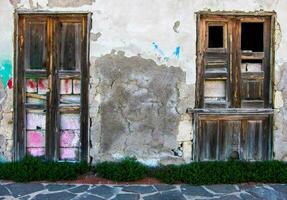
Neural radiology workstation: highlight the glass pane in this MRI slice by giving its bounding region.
[60,79,73,94]
[59,113,80,160]
[60,148,79,160]
[59,22,82,71]
[60,130,80,148]
[60,78,81,105]
[26,110,46,157]
[73,79,81,94]
[26,111,46,130]
[24,21,47,70]
[60,113,80,130]
[25,78,48,104]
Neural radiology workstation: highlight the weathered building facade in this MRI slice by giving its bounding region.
[0,0,286,165]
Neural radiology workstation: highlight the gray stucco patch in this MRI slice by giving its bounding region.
[90,54,186,163]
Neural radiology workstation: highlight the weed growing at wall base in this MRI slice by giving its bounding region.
[95,158,287,185]
[1,156,287,184]
[0,156,90,182]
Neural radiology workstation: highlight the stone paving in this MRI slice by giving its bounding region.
[0,182,286,200]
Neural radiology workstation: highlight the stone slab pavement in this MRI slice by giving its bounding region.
[0,182,286,200]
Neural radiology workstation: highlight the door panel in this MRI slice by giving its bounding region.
[24,19,47,70]
[15,14,89,161]
[195,115,271,161]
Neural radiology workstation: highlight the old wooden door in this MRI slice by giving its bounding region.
[193,13,275,161]
[14,14,90,161]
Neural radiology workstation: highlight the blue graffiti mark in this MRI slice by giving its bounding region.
[173,46,180,59]
[152,42,180,61]
[152,42,165,57]
[0,59,12,89]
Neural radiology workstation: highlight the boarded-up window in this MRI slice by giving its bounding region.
[194,13,274,161]
[15,14,90,161]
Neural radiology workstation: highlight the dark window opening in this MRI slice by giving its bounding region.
[208,26,223,48]
[241,59,262,63]
[241,23,263,52]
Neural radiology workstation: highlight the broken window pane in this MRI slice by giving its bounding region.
[241,23,263,52]
[208,26,224,48]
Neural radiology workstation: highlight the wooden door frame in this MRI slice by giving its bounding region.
[13,12,91,162]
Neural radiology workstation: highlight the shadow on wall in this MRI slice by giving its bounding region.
[93,53,186,160]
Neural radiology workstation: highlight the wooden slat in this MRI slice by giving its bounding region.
[241,72,264,79]
[241,52,264,60]
[205,71,228,79]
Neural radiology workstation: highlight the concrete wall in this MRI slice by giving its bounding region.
[0,0,286,164]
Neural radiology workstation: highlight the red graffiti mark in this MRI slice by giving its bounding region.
[7,78,13,89]
[27,79,37,89]
[38,79,46,90]
[64,79,70,93]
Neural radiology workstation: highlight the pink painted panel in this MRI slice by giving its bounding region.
[60,130,80,147]
[60,79,72,94]
[26,111,46,130]
[27,131,45,147]
[60,113,80,129]
[38,79,49,94]
[60,148,79,160]
[27,148,45,157]
[73,79,81,94]
[26,79,37,93]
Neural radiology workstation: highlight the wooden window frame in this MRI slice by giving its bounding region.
[191,11,276,161]
[195,12,275,110]
[13,12,91,162]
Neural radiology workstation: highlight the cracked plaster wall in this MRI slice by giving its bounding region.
[0,0,287,164]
